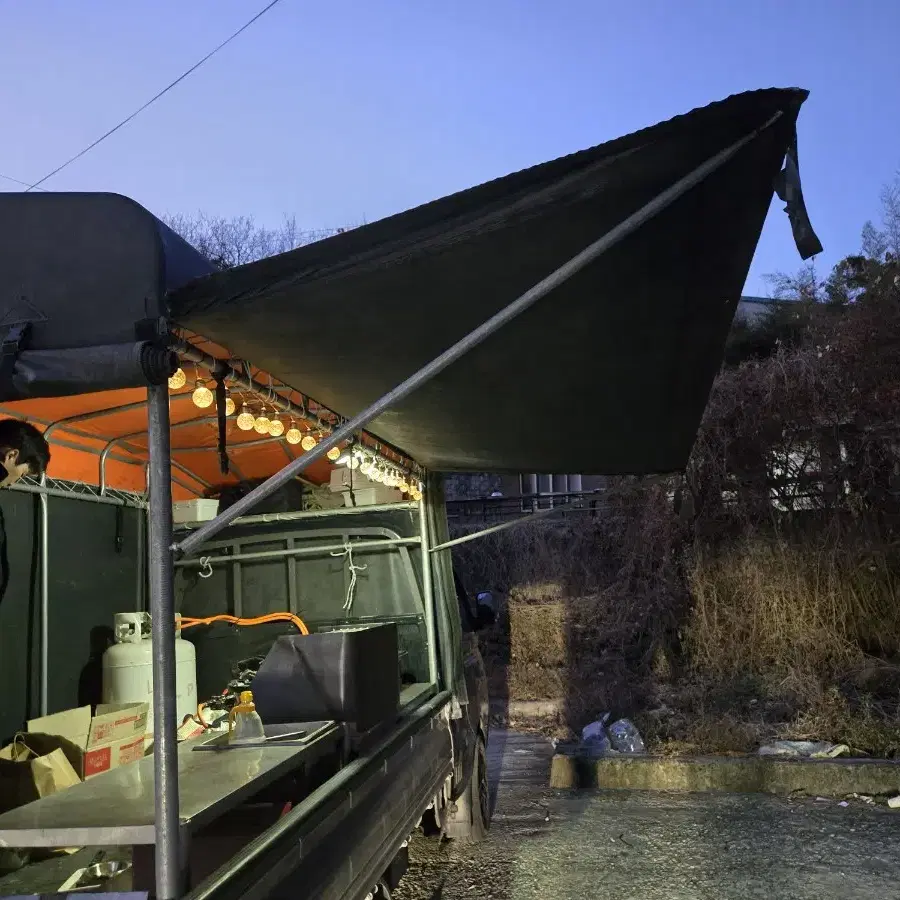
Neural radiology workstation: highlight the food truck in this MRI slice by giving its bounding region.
[0,87,818,899]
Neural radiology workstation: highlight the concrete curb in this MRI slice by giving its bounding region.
[550,752,900,797]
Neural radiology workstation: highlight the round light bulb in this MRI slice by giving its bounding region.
[286,426,302,445]
[371,468,385,484]
[192,380,214,409]
[326,445,342,462]
[224,395,236,416]
[348,455,361,470]
[168,367,186,390]
[254,411,270,434]
[300,433,317,452]
[398,476,410,493]
[268,418,285,437]
[236,404,255,431]
[359,458,374,476]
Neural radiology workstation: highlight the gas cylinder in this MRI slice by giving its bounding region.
[102,612,197,737]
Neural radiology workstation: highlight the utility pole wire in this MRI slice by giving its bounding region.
[23,0,287,193]
[0,172,46,190]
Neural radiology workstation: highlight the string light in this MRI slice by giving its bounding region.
[192,379,214,409]
[236,403,255,431]
[254,408,271,435]
[171,357,422,488]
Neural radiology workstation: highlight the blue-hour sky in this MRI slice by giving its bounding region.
[2,0,898,295]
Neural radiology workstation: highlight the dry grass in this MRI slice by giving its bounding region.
[455,519,900,757]
[687,538,900,685]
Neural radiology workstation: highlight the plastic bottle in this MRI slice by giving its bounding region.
[228,690,266,745]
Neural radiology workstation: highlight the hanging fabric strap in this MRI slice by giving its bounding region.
[774,130,823,261]
[215,374,229,476]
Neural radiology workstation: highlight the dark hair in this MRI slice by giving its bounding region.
[0,419,51,477]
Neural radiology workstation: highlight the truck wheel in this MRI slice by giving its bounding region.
[445,735,490,843]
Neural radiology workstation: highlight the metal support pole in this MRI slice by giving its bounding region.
[174,536,421,569]
[147,384,181,900]
[136,508,145,611]
[429,494,595,553]
[39,492,49,716]
[176,112,780,558]
[418,498,439,685]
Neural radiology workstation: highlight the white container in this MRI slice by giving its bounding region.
[173,499,219,525]
[102,612,197,739]
[328,469,403,506]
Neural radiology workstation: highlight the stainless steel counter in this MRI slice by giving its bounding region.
[0,722,338,849]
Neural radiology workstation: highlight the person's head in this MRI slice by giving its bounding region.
[0,419,51,487]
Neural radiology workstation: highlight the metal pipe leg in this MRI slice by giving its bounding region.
[39,492,49,716]
[418,496,439,686]
[147,384,181,900]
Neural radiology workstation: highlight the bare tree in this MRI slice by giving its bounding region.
[164,211,351,269]
[861,170,900,260]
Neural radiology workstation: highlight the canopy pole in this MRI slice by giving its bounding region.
[147,383,181,900]
[175,111,781,559]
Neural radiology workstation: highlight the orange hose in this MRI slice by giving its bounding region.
[179,612,310,636]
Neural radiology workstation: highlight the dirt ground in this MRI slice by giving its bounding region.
[394,731,900,900]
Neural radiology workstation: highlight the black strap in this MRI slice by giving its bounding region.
[774,131,823,262]
[0,323,32,396]
[215,376,230,476]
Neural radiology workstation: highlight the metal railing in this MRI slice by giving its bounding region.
[446,490,607,524]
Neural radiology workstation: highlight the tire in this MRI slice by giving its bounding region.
[444,735,490,843]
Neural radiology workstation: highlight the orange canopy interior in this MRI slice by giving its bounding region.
[0,334,415,501]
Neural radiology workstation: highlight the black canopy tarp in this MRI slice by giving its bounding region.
[172,88,817,475]
[0,192,214,400]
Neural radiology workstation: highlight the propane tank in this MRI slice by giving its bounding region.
[102,612,197,739]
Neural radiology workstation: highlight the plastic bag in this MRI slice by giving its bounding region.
[607,719,646,754]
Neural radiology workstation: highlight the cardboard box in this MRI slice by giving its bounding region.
[27,703,148,780]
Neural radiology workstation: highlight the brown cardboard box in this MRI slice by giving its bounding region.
[26,703,148,780]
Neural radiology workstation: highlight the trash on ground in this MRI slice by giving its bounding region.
[848,793,875,805]
[838,800,849,807]
[887,795,900,809]
[607,719,647,754]
[758,740,850,759]
[580,715,611,756]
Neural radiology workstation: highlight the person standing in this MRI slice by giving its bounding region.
[0,419,50,487]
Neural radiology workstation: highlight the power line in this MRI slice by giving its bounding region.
[22,0,287,193]
[0,172,46,190]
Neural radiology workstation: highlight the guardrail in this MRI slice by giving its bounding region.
[445,491,607,524]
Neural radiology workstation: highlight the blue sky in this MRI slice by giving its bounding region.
[2,0,898,295]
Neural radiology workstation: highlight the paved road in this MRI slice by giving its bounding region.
[395,731,900,900]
